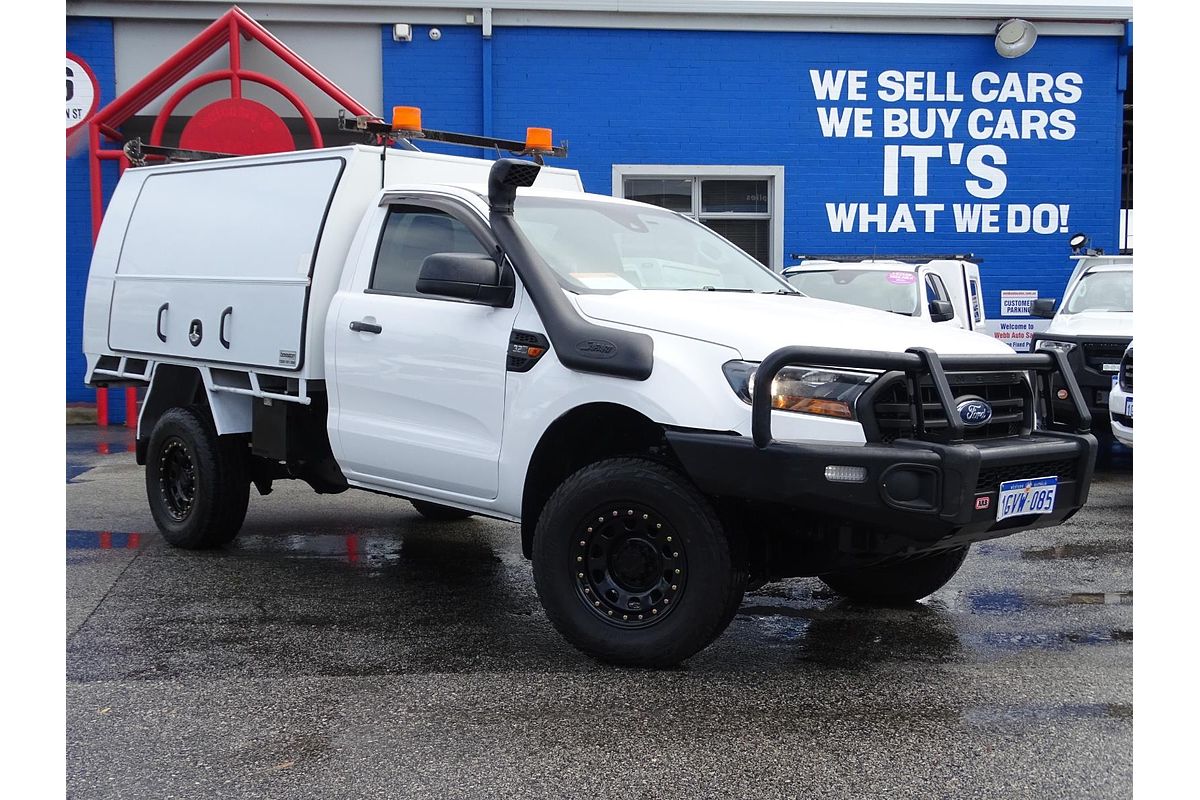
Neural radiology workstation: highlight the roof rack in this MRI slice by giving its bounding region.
[123,138,237,166]
[337,109,569,165]
[787,253,981,264]
[121,107,570,168]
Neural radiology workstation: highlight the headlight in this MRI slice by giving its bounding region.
[722,361,877,420]
[1034,339,1076,354]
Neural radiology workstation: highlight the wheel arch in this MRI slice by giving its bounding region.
[520,402,676,559]
[138,364,252,463]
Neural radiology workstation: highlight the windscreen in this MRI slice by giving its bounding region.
[1063,270,1133,313]
[784,269,920,315]
[513,196,792,294]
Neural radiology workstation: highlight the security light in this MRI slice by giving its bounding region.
[1069,232,1089,254]
[995,19,1038,58]
[392,23,412,42]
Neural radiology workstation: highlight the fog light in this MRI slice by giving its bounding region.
[825,465,867,483]
[1057,388,1069,400]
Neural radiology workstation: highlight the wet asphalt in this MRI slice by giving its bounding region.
[66,425,1132,799]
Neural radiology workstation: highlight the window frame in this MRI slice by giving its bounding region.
[612,164,784,270]
[365,197,505,304]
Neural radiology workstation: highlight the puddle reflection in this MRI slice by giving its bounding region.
[67,530,142,550]
[737,597,966,667]
[1022,541,1131,560]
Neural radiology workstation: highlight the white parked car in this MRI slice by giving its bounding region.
[1031,248,1133,436]
[82,116,1098,666]
[781,257,990,335]
[1108,341,1133,447]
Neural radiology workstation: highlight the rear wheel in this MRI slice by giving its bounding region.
[410,499,474,521]
[532,458,745,667]
[820,545,970,605]
[146,406,250,549]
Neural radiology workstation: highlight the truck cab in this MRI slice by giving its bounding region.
[781,256,989,335]
[1031,249,1133,434]
[82,113,1097,667]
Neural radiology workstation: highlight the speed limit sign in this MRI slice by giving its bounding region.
[66,53,99,135]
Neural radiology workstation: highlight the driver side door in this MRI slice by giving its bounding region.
[328,198,521,500]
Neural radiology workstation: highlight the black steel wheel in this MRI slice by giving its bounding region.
[158,437,196,521]
[573,501,687,628]
[145,406,250,549]
[820,545,971,605]
[533,458,745,667]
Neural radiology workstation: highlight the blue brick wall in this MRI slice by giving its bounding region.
[382,25,483,157]
[383,25,1125,340]
[66,18,121,416]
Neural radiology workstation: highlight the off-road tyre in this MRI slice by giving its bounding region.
[410,499,474,521]
[820,545,971,605]
[145,406,250,549]
[533,458,746,667]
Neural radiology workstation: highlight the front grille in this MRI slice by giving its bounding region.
[1118,350,1133,391]
[868,372,1029,443]
[1113,413,1133,428]
[976,459,1077,492]
[1082,340,1130,373]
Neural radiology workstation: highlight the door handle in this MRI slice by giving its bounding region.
[349,320,382,334]
[156,302,169,342]
[219,306,233,349]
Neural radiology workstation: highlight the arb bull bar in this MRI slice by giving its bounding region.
[666,345,1096,545]
[751,345,1092,448]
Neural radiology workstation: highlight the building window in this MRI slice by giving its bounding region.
[613,166,784,269]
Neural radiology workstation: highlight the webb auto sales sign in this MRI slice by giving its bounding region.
[66,53,99,134]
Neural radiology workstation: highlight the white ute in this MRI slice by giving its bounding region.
[1031,242,1133,439]
[84,115,1099,666]
[782,256,990,335]
[1108,341,1133,447]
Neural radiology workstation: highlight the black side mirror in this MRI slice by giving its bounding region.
[928,299,955,322]
[416,253,513,306]
[1030,298,1057,319]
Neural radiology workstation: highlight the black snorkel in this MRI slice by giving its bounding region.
[487,158,654,381]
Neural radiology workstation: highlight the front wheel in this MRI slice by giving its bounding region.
[820,545,970,605]
[532,458,745,667]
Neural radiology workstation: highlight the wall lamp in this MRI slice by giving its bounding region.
[995,19,1038,58]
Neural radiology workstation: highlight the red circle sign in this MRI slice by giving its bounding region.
[179,98,296,155]
[66,52,99,135]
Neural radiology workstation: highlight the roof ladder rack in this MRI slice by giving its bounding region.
[337,109,568,164]
[123,138,238,166]
[789,253,981,264]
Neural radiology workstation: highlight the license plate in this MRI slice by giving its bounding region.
[1125,396,1132,417]
[1102,363,1120,373]
[997,476,1058,521]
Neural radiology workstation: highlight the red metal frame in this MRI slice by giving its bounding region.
[84,6,374,425]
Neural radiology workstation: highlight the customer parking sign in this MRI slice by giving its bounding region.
[1000,290,1038,316]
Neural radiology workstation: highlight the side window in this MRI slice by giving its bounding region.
[371,206,488,296]
[924,274,949,304]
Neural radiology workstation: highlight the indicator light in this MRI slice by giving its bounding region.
[391,106,422,132]
[525,127,553,152]
[825,465,868,483]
